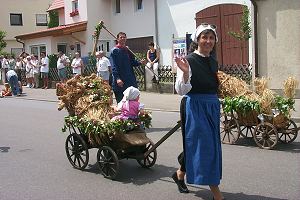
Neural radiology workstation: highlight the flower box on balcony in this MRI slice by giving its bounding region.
[70,10,79,17]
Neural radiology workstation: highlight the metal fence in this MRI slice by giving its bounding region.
[38,63,252,92]
[218,64,252,84]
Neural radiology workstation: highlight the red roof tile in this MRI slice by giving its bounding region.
[15,21,87,40]
[47,0,64,11]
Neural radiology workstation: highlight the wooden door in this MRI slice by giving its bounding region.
[195,4,249,65]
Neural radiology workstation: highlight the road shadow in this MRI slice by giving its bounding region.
[191,188,288,200]
[0,146,10,152]
[84,161,178,186]
[231,138,300,153]
[19,93,27,97]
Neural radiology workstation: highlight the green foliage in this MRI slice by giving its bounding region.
[82,78,111,103]
[48,54,58,68]
[0,30,7,52]
[87,52,96,67]
[228,5,251,41]
[134,52,146,61]
[0,51,10,56]
[223,96,261,115]
[274,96,295,117]
[92,21,104,39]
[62,111,152,135]
[48,10,59,28]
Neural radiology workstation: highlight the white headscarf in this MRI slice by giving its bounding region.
[118,86,140,111]
[191,23,218,43]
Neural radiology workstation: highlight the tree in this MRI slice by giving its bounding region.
[228,5,251,64]
[0,30,7,52]
[48,10,59,28]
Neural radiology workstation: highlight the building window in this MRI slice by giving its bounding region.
[30,45,46,59]
[36,14,48,26]
[57,44,67,54]
[72,0,78,11]
[115,0,120,13]
[106,41,110,52]
[75,43,81,55]
[10,13,23,26]
[11,48,23,57]
[136,0,143,10]
[70,0,79,17]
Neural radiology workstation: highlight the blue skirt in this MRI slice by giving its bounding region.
[184,94,222,185]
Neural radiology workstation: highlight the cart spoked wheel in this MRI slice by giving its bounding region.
[278,119,298,143]
[97,146,119,179]
[253,122,278,149]
[240,125,254,138]
[137,140,157,168]
[65,133,89,170]
[220,114,240,144]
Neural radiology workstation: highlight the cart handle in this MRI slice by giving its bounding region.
[143,121,181,158]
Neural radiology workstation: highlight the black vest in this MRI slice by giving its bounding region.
[186,53,219,94]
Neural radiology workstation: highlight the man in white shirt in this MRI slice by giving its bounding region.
[40,52,49,89]
[96,51,111,84]
[57,51,68,83]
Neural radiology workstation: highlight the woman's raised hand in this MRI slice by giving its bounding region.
[175,57,189,74]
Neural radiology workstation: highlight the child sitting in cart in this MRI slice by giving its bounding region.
[111,86,145,122]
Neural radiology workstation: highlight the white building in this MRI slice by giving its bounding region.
[0,0,52,56]
[15,0,300,106]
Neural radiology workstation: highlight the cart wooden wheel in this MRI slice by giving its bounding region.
[65,133,89,170]
[240,125,254,138]
[220,114,240,144]
[137,140,157,168]
[278,119,298,143]
[97,146,119,179]
[253,122,278,149]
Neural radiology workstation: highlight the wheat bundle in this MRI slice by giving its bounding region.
[217,71,259,100]
[56,74,113,120]
[259,89,275,114]
[283,76,299,98]
[254,77,268,95]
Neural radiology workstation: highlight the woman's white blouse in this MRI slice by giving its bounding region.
[175,64,192,96]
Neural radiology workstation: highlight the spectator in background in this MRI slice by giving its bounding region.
[0,55,3,82]
[31,55,40,88]
[15,57,23,82]
[40,52,49,89]
[7,55,16,70]
[6,69,20,96]
[146,42,160,83]
[20,52,29,85]
[57,51,69,83]
[71,52,84,76]
[1,55,9,83]
[25,56,34,88]
[96,51,111,84]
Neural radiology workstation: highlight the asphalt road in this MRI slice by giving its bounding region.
[0,98,299,200]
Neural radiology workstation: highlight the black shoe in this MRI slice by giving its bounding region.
[171,172,189,193]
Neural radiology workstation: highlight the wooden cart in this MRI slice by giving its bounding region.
[220,106,299,150]
[64,120,181,179]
